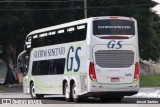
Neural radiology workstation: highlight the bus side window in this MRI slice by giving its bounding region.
[55,59,65,74]
[54,64,57,74]
[39,61,49,75]
[66,26,76,42]
[49,59,65,75]
[76,24,87,41]
[23,54,29,76]
[32,61,39,75]
[49,60,55,75]
[32,60,49,75]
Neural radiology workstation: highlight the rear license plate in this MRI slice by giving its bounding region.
[111,78,119,82]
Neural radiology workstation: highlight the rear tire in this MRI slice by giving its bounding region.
[71,83,81,103]
[100,97,123,102]
[114,97,123,102]
[36,94,44,99]
[30,82,44,99]
[64,82,72,102]
[100,97,113,102]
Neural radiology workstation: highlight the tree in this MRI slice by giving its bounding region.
[0,0,159,63]
[0,0,160,84]
[87,0,160,61]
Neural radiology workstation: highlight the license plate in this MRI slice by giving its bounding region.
[111,78,119,82]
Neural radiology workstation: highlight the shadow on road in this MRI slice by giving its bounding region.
[0,85,135,104]
[42,96,125,104]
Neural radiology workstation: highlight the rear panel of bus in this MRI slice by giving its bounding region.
[87,16,139,96]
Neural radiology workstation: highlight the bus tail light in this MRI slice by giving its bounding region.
[134,62,139,81]
[100,36,129,39]
[109,16,118,19]
[89,62,97,81]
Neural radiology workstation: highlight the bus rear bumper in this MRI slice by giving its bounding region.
[85,81,139,97]
[82,91,138,98]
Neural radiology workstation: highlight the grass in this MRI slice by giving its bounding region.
[140,74,160,87]
[0,86,3,92]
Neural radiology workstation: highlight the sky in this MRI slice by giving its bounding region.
[152,0,160,14]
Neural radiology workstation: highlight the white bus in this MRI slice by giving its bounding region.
[22,16,139,102]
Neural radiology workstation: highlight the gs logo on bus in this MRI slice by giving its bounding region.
[67,46,81,72]
[107,40,123,49]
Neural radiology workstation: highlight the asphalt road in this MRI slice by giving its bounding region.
[0,93,157,104]
[0,85,160,104]
[0,94,160,104]
[0,93,159,107]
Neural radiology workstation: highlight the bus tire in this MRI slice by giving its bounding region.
[36,94,44,99]
[71,83,80,102]
[30,82,44,99]
[114,97,123,102]
[100,97,113,102]
[64,82,71,102]
[100,97,123,103]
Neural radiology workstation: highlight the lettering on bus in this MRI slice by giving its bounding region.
[98,26,131,29]
[67,46,81,72]
[34,47,65,58]
[107,40,123,49]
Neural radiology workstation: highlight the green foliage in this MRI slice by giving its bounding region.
[0,0,160,66]
[140,74,160,87]
[88,0,160,61]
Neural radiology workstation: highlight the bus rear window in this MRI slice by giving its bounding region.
[93,19,135,35]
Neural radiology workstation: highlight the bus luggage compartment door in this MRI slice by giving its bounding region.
[93,44,137,84]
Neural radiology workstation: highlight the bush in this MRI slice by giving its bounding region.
[140,74,160,87]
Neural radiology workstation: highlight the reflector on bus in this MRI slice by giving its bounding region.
[100,35,129,39]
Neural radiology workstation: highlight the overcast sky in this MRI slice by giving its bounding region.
[152,0,160,14]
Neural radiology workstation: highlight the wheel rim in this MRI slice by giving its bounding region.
[65,84,70,98]
[72,85,78,99]
[31,85,36,97]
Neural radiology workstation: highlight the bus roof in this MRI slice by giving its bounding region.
[27,17,91,37]
[26,16,135,38]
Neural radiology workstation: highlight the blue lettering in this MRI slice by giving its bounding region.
[67,46,74,71]
[74,47,81,72]
[107,40,116,49]
[116,41,123,49]
[107,40,123,49]
[66,46,81,72]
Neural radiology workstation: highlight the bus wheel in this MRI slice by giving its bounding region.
[30,82,37,99]
[64,82,71,102]
[100,97,113,102]
[30,82,44,99]
[71,83,80,102]
[113,97,123,102]
[36,94,44,99]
